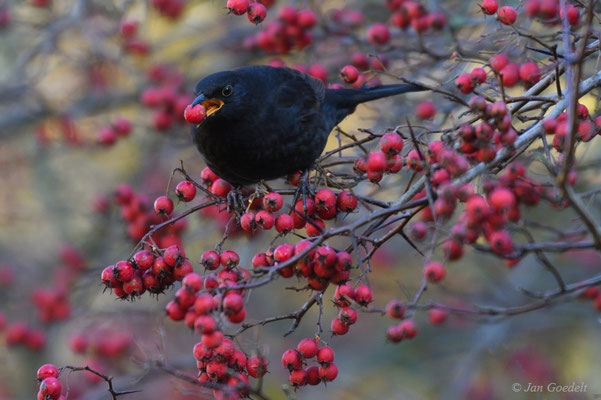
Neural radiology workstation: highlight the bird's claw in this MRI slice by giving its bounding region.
[226,188,246,216]
[294,171,315,213]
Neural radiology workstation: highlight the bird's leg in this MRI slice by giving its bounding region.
[294,170,315,213]
[226,187,246,217]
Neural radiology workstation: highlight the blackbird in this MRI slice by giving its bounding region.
[190,65,424,186]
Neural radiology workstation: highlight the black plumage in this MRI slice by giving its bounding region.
[190,65,423,186]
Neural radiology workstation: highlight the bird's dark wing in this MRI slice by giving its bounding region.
[273,67,325,124]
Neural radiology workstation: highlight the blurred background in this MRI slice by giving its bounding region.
[0,0,600,399]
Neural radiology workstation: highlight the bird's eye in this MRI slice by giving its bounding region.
[222,85,233,97]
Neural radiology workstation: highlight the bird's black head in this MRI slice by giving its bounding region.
[191,70,249,122]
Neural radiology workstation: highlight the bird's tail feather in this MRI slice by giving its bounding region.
[328,83,426,107]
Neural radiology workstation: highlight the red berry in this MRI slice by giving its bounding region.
[519,62,541,85]
[252,253,269,268]
[367,23,391,45]
[318,362,338,381]
[379,133,404,155]
[289,368,308,386]
[223,293,244,314]
[490,53,509,72]
[416,101,436,120]
[367,151,387,172]
[424,261,446,283]
[200,250,220,270]
[114,261,134,282]
[317,345,335,364]
[163,244,185,267]
[470,67,487,84]
[399,319,418,338]
[305,218,325,237]
[330,317,349,335]
[97,127,117,146]
[220,250,240,269]
[240,212,256,232]
[275,214,294,234]
[39,377,62,399]
[278,4,297,24]
[246,355,268,378]
[308,63,328,83]
[175,181,196,202]
[428,308,449,324]
[37,364,59,381]
[351,52,369,71]
[247,2,266,24]
[210,179,232,197]
[227,0,249,16]
[200,167,219,186]
[500,63,520,87]
[194,293,217,315]
[183,104,206,124]
[481,0,498,15]
[297,9,316,28]
[561,4,580,25]
[337,191,357,212]
[340,65,359,84]
[488,230,514,255]
[255,210,275,230]
[354,285,373,306]
[274,243,295,263]
[263,192,283,212]
[488,187,516,211]
[386,299,406,319]
[113,117,132,136]
[166,300,186,321]
[497,6,517,25]
[297,338,318,359]
[183,272,203,292]
[282,349,302,370]
[524,0,541,17]
[455,73,474,94]
[338,307,358,325]
[154,195,174,215]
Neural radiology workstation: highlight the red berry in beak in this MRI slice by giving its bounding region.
[184,104,206,124]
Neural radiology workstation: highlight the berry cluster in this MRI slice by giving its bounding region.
[482,0,580,26]
[456,53,543,95]
[4,321,46,350]
[252,243,354,289]
[226,0,270,25]
[102,244,192,299]
[194,338,268,400]
[96,117,132,146]
[408,158,560,261]
[355,132,406,183]
[543,107,601,151]
[151,0,186,20]
[329,283,373,335]
[238,188,357,238]
[248,5,317,53]
[114,183,187,243]
[68,329,132,359]
[282,340,338,386]
[36,364,65,400]
[119,19,150,56]
[141,65,193,132]
[32,288,70,323]
[386,0,446,33]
